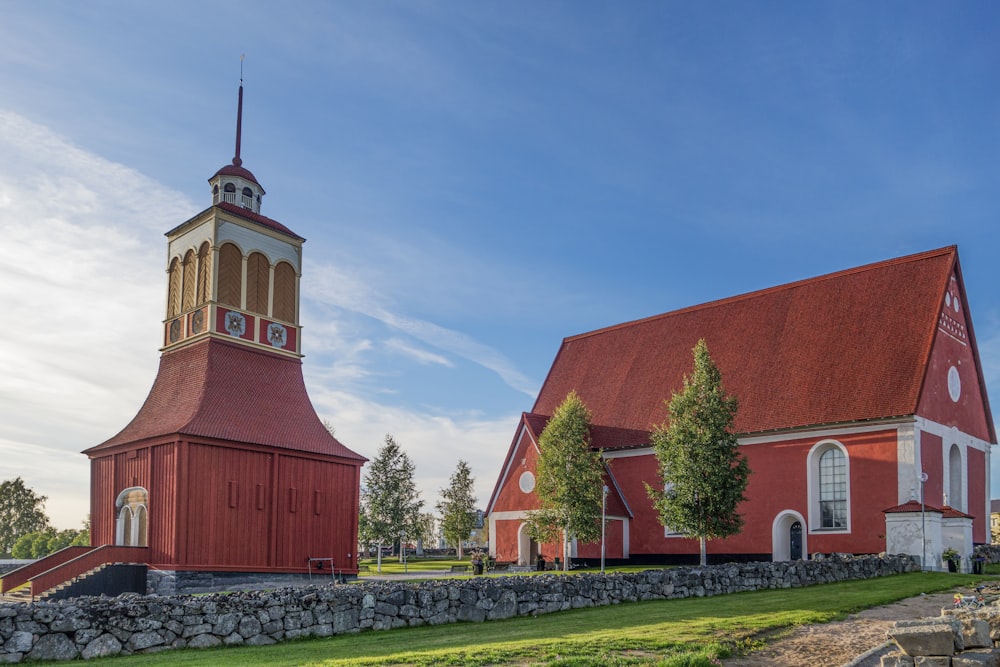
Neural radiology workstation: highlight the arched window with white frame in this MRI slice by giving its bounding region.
[807,440,850,532]
[115,487,149,547]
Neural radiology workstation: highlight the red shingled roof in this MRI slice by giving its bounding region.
[534,246,960,436]
[85,338,365,461]
[212,163,264,190]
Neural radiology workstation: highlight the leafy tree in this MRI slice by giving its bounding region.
[359,435,424,571]
[645,339,750,566]
[11,532,37,559]
[436,460,478,558]
[0,477,50,556]
[31,528,56,558]
[525,391,605,571]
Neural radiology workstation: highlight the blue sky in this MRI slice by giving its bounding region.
[1,1,999,529]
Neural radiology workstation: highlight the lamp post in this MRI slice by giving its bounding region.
[919,471,928,571]
[601,485,609,573]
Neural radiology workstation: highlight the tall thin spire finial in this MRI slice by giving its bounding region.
[233,54,245,167]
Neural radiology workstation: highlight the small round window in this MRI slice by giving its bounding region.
[518,471,535,494]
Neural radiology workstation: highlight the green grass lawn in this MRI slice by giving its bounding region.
[87,571,986,667]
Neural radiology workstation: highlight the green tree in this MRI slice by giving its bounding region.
[11,531,39,559]
[525,391,605,571]
[359,434,424,571]
[31,528,56,558]
[0,477,50,556]
[645,339,750,566]
[436,460,478,558]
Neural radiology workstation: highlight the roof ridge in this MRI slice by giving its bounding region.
[565,246,957,343]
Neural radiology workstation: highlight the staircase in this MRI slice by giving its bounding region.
[0,545,149,601]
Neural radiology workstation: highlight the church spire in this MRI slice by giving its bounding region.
[233,54,244,168]
[209,56,265,214]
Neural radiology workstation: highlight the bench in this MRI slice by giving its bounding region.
[449,565,470,574]
[491,563,510,573]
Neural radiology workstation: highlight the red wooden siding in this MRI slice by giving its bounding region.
[149,443,178,564]
[273,455,358,570]
[182,443,272,567]
[90,456,114,547]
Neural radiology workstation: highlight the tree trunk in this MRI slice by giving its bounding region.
[699,536,707,567]
[563,530,569,572]
[376,543,383,573]
[457,543,464,559]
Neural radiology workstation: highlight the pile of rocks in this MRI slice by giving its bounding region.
[0,553,918,663]
[883,605,1000,666]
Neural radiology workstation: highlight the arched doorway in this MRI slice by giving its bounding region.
[517,522,538,566]
[115,487,149,547]
[771,510,807,561]
[790,521,802,560]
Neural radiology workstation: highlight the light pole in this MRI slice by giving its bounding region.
[919,471,928,571]
[601,484,609,573]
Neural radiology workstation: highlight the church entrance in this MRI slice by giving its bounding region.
[771,511,806,561]
[790,521,802,560]
[517,523,539,566]
[115,487,149,547]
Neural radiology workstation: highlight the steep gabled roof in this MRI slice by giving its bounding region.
[534,246,966,436]
[84,338,365,461]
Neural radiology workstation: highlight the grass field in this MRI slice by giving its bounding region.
[88,571,986,667]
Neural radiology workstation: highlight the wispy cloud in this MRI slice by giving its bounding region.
[384,338,454,367]
[307,263,539,397]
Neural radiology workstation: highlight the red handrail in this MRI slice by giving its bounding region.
[28,545,150,598]
[0,546,92,593]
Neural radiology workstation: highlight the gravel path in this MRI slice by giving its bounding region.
[721,591,958,667]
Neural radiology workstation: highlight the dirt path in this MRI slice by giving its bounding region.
[721,591,957,667]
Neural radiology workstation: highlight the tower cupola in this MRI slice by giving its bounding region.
[209,79,265,214]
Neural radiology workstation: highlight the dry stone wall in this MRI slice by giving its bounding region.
[0,554,917,663]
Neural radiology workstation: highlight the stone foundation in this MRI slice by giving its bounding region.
[147,570,341,596]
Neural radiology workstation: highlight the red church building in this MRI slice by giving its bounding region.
[487,246,995,569]
[1,83,366,599]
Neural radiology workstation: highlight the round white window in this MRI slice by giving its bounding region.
[947,365,961,403]
[518,471,535,493]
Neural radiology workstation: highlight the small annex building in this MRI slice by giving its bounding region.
[0,83,366,599]
[486,246,995,569]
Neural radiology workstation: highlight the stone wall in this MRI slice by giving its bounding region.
[0,554,918,663]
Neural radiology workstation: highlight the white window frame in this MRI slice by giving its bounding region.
[807,439,851,534]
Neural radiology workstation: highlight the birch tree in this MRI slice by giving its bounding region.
[437,460,477,558]
[645,339,750,566]
[525,391,605,570]
[359,435,423,571]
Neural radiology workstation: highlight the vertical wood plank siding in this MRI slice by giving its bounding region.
[184,444,272,567]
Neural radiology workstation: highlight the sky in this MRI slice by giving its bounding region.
[1,1,999,530]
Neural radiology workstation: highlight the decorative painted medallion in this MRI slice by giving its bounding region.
[168,319,181,343]
[518,471,535,494]
[267,322,287,348]
[947,365,961,402]
[225,311,246,337]
[191,309,205,334]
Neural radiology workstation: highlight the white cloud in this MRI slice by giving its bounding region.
[307,263,539,397]
[305,384,514,512]
[384,337,453,367]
